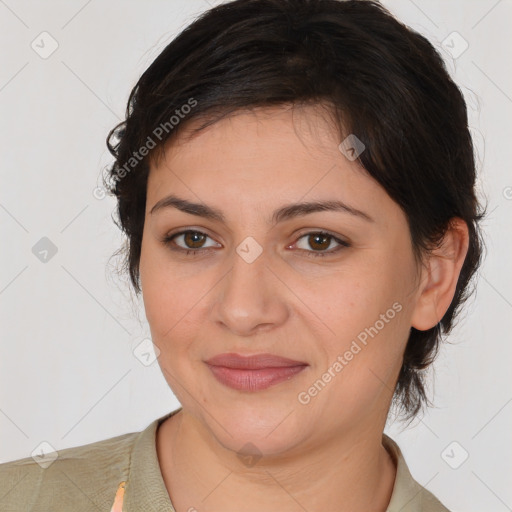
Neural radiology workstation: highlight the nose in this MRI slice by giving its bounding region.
[212,243,289,337]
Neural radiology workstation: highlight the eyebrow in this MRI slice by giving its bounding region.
[150,194,374,224]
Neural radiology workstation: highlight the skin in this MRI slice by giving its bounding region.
[139,104,469,512]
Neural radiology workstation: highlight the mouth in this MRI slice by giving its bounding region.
[204,353,309,392]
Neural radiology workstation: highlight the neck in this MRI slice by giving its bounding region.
[156,409,397,512]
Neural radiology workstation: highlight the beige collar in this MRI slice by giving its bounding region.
[114,409,445,512]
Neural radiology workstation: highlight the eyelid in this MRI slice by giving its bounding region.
[162,228,350,256]
[163,228,221,249]
[293,228,349,245]
[290,230,350,257]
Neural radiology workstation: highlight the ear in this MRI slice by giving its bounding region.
[411,218,470,331]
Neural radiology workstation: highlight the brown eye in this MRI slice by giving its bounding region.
[307,233,331,251]
[182,231,207,249]
[294,231,350,258]
[162,230,220,253]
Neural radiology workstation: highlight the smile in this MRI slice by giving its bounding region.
[205,353,309,392]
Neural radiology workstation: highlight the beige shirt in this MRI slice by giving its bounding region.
[0,408,450,511]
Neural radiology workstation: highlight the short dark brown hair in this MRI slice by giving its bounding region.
[104,0,486,421]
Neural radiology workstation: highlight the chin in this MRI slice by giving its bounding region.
[195,398,309,457]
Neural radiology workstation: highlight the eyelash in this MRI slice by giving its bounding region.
[161,230,350,258]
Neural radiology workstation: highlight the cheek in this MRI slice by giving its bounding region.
[310,248,414,374]
[140,238,189,337]
[140,245,217,349]
[303,279,408,421]
[142,273,203,340]
[309,262,391,334]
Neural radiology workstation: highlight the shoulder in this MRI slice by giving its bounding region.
[383,434,451,512]
[417,488,452,512]
[0,429,139,512]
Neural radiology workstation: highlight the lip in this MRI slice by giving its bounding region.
[206,353,307,369]
[205,353,308,392]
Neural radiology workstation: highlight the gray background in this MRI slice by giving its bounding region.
[1,1,511,511]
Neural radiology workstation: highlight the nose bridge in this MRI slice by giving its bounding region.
[214,236,286,334]
[225,236,269,307]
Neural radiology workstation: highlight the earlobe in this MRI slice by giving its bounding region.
[411,218,470,331]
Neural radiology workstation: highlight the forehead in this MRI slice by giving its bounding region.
[145,105,394,225]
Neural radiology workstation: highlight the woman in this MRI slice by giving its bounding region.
[0,0,485,511]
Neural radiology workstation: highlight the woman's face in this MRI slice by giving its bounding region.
[140,105,425,455]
